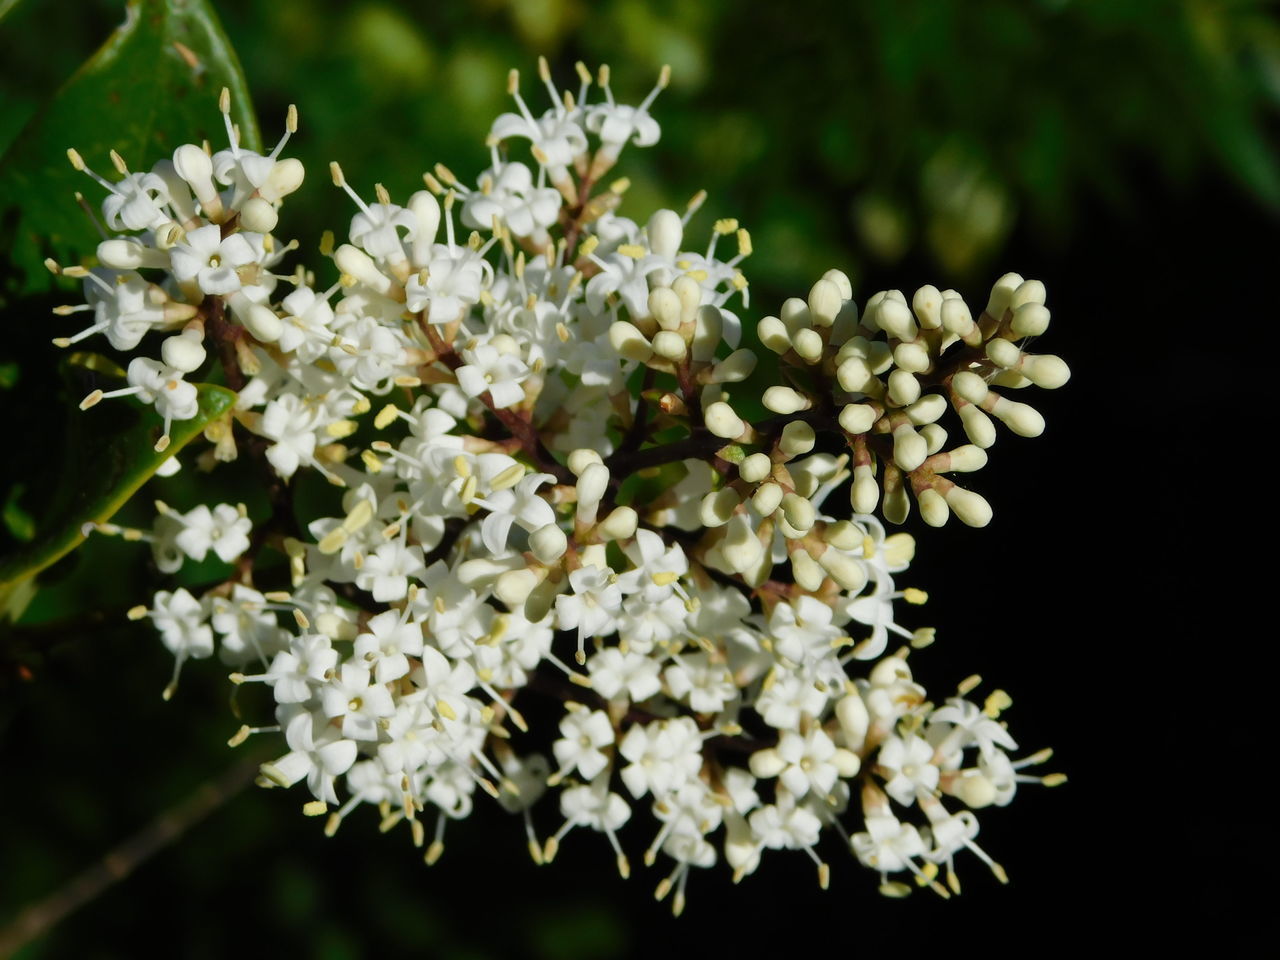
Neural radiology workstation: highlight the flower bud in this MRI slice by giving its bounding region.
[874,295,917,341]
[780,492,814,533]
[779,297,810,333]
[823,268,853,300]
[905,394,946,425]
[839,403,877,435]
[721,515,763,574]
[892,423,927,472]
[1020,354,1070,389]
[239,196,278,234]
[701,487,741,527]
[692,305,723,361]
[989,396,1044,437]
[791,547,825,591]
[957,404,996,448]
[739,452,772,483]
[791,327,824,362]
[161,333,206,372]
[808,278,842,327]
[892,340,930,373]
[98,238,168,270]
[817,546,867,592]
[705,401,745,439]
[750,482,783,517]
[835,693,869,750]
[886,369,920,407]
[651,330,687,361]
[575,463,610,524]
[335,244,391,294]
[567,448,603,477]
[408,190,441,260]
[496,568,540,607]
[779,421,815,456]
[649,286,682,330]
[609,320,653,362]
[238,301,283,343]
[912,285,943,329]
[944,486,993,527]
[647,208,683,259]
[985,337,1022,369]
[940,298,978,343]
[261,157,305,202]
[757,316,791,354]
[1011,302,1050,338]
[946,444,988,472]
[529,523,568,563]
[918,488,949,527]
[598,506,637,541]
[762,386,809,415]
[672,275,701,322]
[985,272,1023,319]
[951,371,989,404]
[1011,278,1046,309]
[920,423,947,454]
[709,348,757,383]
[851,464,879,514]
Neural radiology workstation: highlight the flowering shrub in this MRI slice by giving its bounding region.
[47,56,1065,913]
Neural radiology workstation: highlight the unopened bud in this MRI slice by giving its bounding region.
[757,316,791,354]
[739,453,772,484]
[567,448,603,477]
[750,482,783,518]
[529,523,568,564]
[851,464,879,514]
[98,238,168,270]
[762,386,809,415]
[598,506,638,541]
[886,369,920,407]
[988,396,1044,437]
[791,548,825,591]
[912,285,943,329]
[692,305,723,361]
[496,568,540,607]
[918,488,949,527]
[700,487,741,527]
[874,295,917,341]
[985,272,1024,319]
[161,333,206,372]
[839,403,877,435]
[651,330,687,361]
[239,196,278,233]
[647,209,683,259]
[1020,354,1070,389]
[951,371,989,404]
[957,404,996,448]
[705,401,745,439]
[944,486,992,527]
[709,348,757,383]
[892,423,928,472]
[575,463,610,524]
[808,278,842,327]
[780,493,814,533]
[1011,302,1050,338]
[817,546,867,593]
[649,286,682,329]
[779,421,815,456]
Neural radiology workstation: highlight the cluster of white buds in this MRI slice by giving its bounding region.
[58,61,1064,913]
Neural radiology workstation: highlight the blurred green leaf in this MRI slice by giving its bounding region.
[0,0,22,25]
[0,0,260,293]
[0,358,236,621]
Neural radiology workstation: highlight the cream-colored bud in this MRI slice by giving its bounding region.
[944,486,993,527]
[647,208,683,259]
[98,238,168,270]
[649,286,682,330]
[823,268,853,301]
[739,452,772,484]
[580,543,608,571]
[851,464,879,514]
[672,274,701,321]
[920,423,947,454]
[831,299,860,344]
[874,295,917,341]
[241,303,283,343]
[575,463,610,523]
[985,337,1022,370]
[609,320,653,362]
[335,244,390,293]
[791,548,825,591]
[598,506,637,541]
[838,403,877,435]
[837,357,879,395]
[408,190,441,258]
[651,330,687,361]
[1011,302,1050,338]
[835,693,869,750]
[496,568,540,607]
[1020,354,1070,389]
[161,333,206,372]
[700,487,741,527]
[883,476,910,524]
[870,655,911,687]
[886,369,920,407]
[823,520,862,552]
[817,546,867,593]
[958,404,997,448]
[721,515,764,574]
[779,421,816,456]
[757,315,792,354]
[705,401,745,439]
[808,278,842,327]
[692,305,723,361]
[892,340,930,373]
[940,298,977,342]
[529,523,568,564]
[985,272,1024,319]
[567,448,603,477]
[780,492,814,533]
[912,285,943,329]
[951,371,989,404]
[748,748,786,779]
[762,386,809,415]
[779,296,810,333]
[710,348,757,383]
[750,482,783,518]
[892,423,927,472]
[238,196,278,233]
[791,327,824,363]
[172,143,213,185]
[905,394,946,425]
[946,444,988,472]
[261,157,305,202]
[918,488,949,527]
[1010,278,1046,309]
[989,396,1044,437]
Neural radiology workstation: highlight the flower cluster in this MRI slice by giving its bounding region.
[57,58,1064,912]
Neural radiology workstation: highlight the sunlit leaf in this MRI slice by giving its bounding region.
[0,0,260,294]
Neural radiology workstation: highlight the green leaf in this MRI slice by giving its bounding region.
[0,358,236,620]
[0,0,260,293]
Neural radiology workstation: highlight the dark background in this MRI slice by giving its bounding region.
[0,0,1272,955]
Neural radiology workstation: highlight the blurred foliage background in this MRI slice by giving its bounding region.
[0,0,1274,955]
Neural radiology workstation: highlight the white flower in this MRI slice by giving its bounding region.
[173,503,252,564]
[552,708,615,781]
[555,566,623,657]
[170,224,264,296]
[261,708,359,806]
[876,733,939,806]
[587,647,662,703]
[352,610,425,683]
[454,342,530,409]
